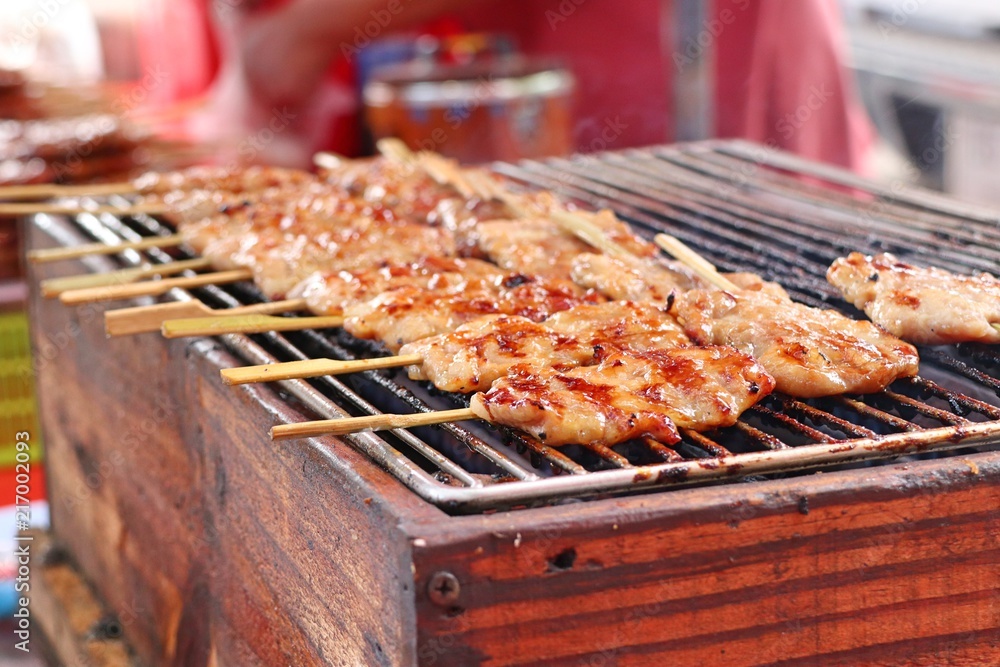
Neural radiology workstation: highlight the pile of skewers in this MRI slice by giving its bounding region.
[14,140,1000,454]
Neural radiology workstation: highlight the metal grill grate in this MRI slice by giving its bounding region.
[42,140,1000,513]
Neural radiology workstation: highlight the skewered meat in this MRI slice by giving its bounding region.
[579,209,661,257]
[288,257,506,315]
[570,253,699,301]
[134,165,321,195]
[320,158,525,255]
[469,346,774,446]
[172,183,459,298]
[543,301,687,348]
[473,213,659,280]
[344,276,601,351]
[401,301,687,392]
[473,218,596,279]
[402,315,590,392]
[570,252,789,302]
[673,288,919,397]
[246,217,458,299]
[827,252,1000,345]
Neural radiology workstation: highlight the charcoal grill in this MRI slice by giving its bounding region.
[26,141,1000,665]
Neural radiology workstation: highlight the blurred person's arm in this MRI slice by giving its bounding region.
[223,0,484,110]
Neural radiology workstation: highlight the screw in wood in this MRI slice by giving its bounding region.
[427,571,461,606]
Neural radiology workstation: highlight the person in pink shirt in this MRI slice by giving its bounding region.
[138,0,872,171]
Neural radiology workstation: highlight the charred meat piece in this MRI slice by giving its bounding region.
[570,252,789,302]
[673,288,919,397]
[288,257,506,315]
[473,218,595,279]
[401,301,688,392]
[828,252,1000,345]
[470,346,774,446]
[401,315,592,393]
[344,276,601,351]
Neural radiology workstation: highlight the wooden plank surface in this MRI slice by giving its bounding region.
[26,531,140,667]
[412,453,1000,665]
[27,220,442,666]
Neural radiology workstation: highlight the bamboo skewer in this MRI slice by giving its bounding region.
[313,151,351,170]
[40,257,212,297]
[654,234,740,292]
[105,298,308,337]
[417,151,476,199]
[58,268,253,305]
[28,233,185,263]
[271,408,477,441]
[0,181,138,201]
[0,201,167,217]
[221,353,423,385]
[161,313,344,338]
[375,137,418,166]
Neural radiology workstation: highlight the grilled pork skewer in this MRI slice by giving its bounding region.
[655,235,920,397]
[288,257,507,316]
[827,252,1000,345]
[342,274,600,352]
[223,301,685,389]
[272,345,775,446]
[398,301,686,392]
[673,288,919,397]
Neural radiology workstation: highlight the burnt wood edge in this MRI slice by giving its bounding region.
[187,340,432,664]
[25,530,141,666]
[404,448,1000,600]
[405,452,999,664]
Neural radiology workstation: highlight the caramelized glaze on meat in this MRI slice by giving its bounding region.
[570,253,697,301]
[570,253,789,301]
[173,186,459,299]
[828,252,1000,344]
[544,301,689,351]
[344,277,602,351]
[288,258,506,315]
[673,288,919,397]
[400,301,688,392]
[135,165,319,195]
[470,346,774,446]
[401,315,590,392]
[473,219,595,279]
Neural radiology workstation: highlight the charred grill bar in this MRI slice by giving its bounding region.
[27,141,1000,665]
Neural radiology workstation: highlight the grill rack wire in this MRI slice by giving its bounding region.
[41,140,1000,514]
